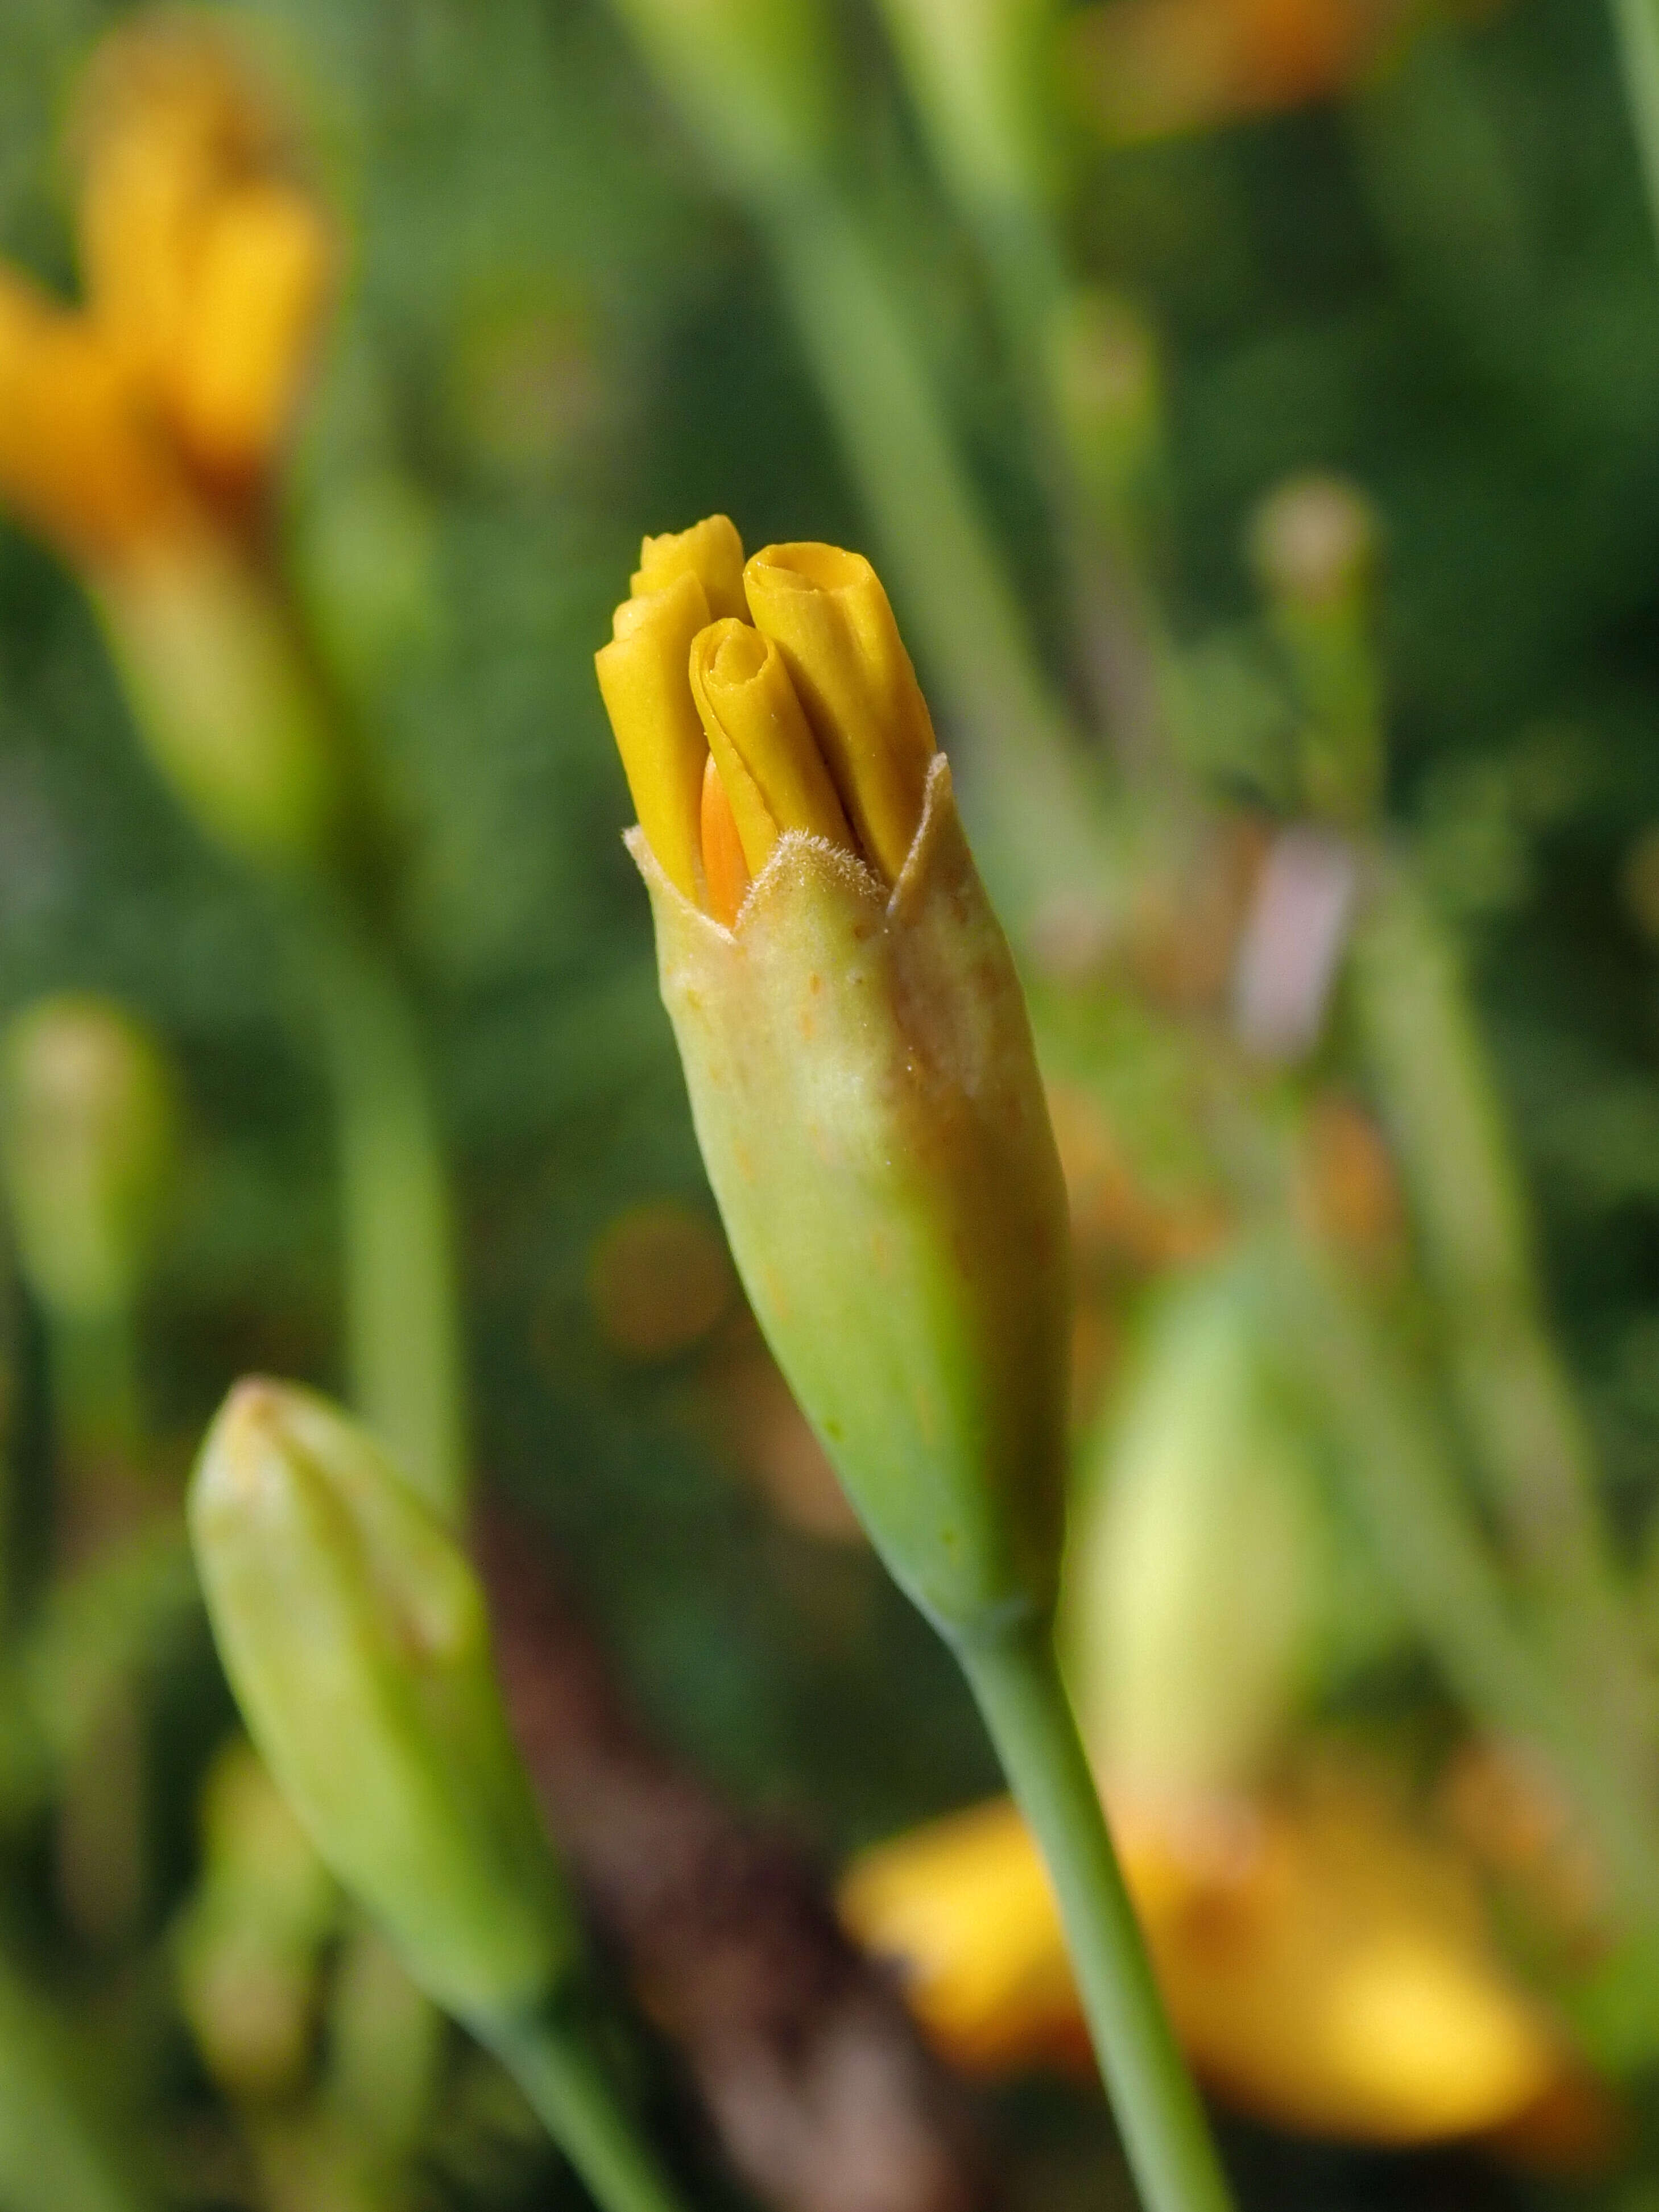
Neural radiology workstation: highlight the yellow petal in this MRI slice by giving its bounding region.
[595,570,711,901]
[169,181,332,482]
[700,755,752,929]
[841,1780,1578,2145]
[632,513,747,622]
[690,618,851,871]
[0,267,192,565]
[74,17,327,486]
[743,542,936,884]
[840,1797,1077,2073]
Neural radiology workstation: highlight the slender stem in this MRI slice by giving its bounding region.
[299,903,468,1525]
[762,193,1113,928]
[1612,0,1659,252]
[478,2000,691,2212]
[1347,857,1653,1769]
[1272,1235,1659,1936]
[953,1615,1235,2212]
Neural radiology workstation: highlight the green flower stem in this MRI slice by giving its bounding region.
[1347,858,1652,1767]
[1272,1236,1659,1937]
[48,1308,144,1496]
[954,1615,1235,2212]
[477,2000,691,2212]
[299,902,468,1525]
[1612,0,1659,251]
[760,192,1111,926]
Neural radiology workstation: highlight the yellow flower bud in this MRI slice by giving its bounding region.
[599,527,1070,1632]
[743,541,936,885]
[191,1382,577,2024]
[0,996,179,1325]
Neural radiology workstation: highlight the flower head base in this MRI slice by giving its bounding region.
[596,519,1070,1634]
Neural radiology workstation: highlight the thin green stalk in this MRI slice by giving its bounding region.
[49,1309,143,1484]
[762,193,1112,927]
[954,1615,1235,2212]
[300,905,468,1525]
[478,2001,690,2212]
[1612,0,1659,251]
[1272,1236,1659,1936]
[1348,858,1652,1767]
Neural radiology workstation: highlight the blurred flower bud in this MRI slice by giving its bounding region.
[0,996,179,1325]
[174,1735,338,2103]
[1248,473,1383,830]
[191,1381,577,2024]
[875,0,1060,214]
[72,16,332,507]
[0,19,342,873]
[1062,1258,1325,1797]
[606,0,837,200]
[597,519,1071,1637]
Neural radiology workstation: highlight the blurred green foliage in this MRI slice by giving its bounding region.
[5,0,1659,2205]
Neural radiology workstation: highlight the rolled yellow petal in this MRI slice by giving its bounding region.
[689,617,851,871]
[700,755,752,929]
[171,181,332,482]
[594,570,711,901]
[0,267,193,565]
[632,513,747,622]
[743,542,936,884]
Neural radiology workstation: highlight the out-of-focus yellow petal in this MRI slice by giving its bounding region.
[0,267,192,565]
[633,513,748,622]
[74,16,328,486]
[690,618,851,872]
[841,1779,1584,2147]
[595,570,712,901]
[840,1798,1079,2073]
[171,181,331,481]
[700,753,753,929]
[744,542,936,884]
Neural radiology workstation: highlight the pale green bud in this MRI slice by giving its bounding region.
[0,995,178,1323]
[607,0,836,202]
[101,547,341,872]
[174,1737,338,2103]
[1062,1259,1325,1798]
[634,755,1070,1637]
[190,1381,576,2024]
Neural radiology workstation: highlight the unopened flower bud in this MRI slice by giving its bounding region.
[174,1735,337,2103]
[190,1381,576,2024]
[597,519,1070,1635]
[0,996,178,1324]
[1062,1259,1324,1797]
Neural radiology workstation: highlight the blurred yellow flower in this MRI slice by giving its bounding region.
[0,14,330,572]
[842,1774,1606,2154]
